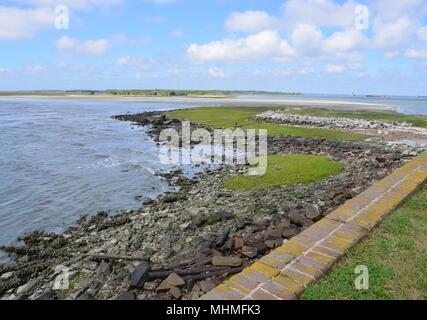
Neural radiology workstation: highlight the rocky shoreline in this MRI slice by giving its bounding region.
[0,110,420,300]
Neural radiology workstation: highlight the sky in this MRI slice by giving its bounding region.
[0,0,427,95]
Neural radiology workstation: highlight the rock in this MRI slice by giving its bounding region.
[77,292,96,300]
[130,262,151,289]
[282,227,297,239]
[233,237,244,250]
[35,289,56,300]
[169,287,182,299]
[241,246,258,258]
[157,273,185,291]
[206,211,235,225]
[304,204,321,221]
[0,272,14,280]
[265,240,277,249]
[289,209,313,226]
[199,280,216,293]
[212,255,243,267]
[263,225,283,241]
[350,186,364,198]
[254,242,269,255]
[17,279,38,295]
[116,291,136,300]
[96,261,110,279]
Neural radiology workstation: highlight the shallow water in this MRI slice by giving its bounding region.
[0,97,216,247]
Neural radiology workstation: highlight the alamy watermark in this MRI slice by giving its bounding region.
[158,121,268,176]
[355,265,369,290]
[55,5,70,30]
[355,5,370,31]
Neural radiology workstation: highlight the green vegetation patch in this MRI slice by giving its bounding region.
[167,107,366,141]
[224,154,346,191]
[302,185,427,300]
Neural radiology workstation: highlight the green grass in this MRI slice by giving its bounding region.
[302,185,427,300]
[167,107,366,141]
[223,154,346,190]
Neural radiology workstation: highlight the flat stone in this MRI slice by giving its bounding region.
[157,273,185,291]
[169,287,182,299]
[199,280,216,293]
[241,246,258,258]
[130,262,151,288]
[212,255,243,267]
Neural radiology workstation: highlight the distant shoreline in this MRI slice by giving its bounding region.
[0,94,397,112]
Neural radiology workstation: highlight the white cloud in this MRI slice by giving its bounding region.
[373,17,417,54]
[290,24,323,56]
[281,0,357,29]
[0,6,54,40]
[117,56,156,69]
[405,49,427,59]
[225,10,278,33]
[208,67,230,78]
[372,0,426,21]
[187,30,295,63]
[56,36,110,56]
[0,68,9,75]
[323,29,367,53]
[325,64,346,73]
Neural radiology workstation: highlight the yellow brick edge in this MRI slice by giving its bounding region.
[201,151,427,300]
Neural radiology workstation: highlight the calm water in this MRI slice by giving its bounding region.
[0,95,426,252]
[238,94,427,115]
[0,98,214,248]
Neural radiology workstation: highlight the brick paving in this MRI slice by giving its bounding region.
[201,152,427,300]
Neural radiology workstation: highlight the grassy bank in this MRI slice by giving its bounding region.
[303,184,427,300]
[167,107,367,141]
[224,154,346,190]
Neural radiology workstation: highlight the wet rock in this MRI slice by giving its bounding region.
[212,256,243,267]
[35,289,56,300]
[130,262,151,289]
[157,273,185,291]
[241,246,258,259]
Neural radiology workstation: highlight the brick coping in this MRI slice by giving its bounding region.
[201,151,427,300]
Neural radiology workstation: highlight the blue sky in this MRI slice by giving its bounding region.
[0,0,427,95]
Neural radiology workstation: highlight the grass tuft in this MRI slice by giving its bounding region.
[224,154,346,190]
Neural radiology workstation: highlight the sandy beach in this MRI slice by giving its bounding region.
[1,94,397,112]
